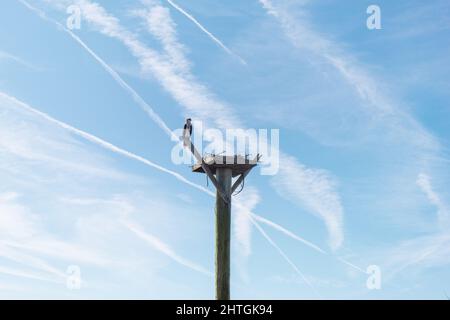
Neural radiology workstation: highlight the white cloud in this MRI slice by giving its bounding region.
[234,187,260,258]
[417,173,449,226]
[0,265,59,283]
[0,91,212,294]
[381,232,450,282]
[364,174,450,283]
[233,187,259,282]
[272,154,344,250]
[121,219,211,276]
[0,193,37,239]
[0,50,40,71]
[258,0,438,152]
[134,2,191,74]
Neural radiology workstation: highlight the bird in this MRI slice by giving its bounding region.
[182,118,192,146]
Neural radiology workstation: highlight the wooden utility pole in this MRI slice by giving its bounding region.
[215,167,232,300]
[183,125,258,300]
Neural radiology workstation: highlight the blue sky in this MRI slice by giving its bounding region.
[0,0,449,299]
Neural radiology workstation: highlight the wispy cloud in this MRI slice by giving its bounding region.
[0,193,81,283]
[417,173,449,226]
[272,154,344,251]
[0,192,37,239]
[383,233,450,282]
[258,0,439,152]
[0,265,60,284]
[0,242,66,281]
[234,187,260,258]
[233,187,259,282]
[121,219,211,276]
[0,50,40,71]
[372,173,450,282]
[0,192,66,281]
[133,2,191,74]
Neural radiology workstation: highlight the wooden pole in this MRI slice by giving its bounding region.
[215,167,232,300]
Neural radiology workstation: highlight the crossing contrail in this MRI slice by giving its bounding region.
[165,0,247,65]
[249,215,321,298]
[17,0,176,140]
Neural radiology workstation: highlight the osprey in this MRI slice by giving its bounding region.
[182,118,192,146]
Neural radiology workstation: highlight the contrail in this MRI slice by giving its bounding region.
[17,0,176,140]
[0,241,66,282]
[337,257,367,274]
[0,92,212,196]
[0,265,59,284]
[0,50,40,71]
[250,212,326,254]
[165,0,247,65]
[122,219,212,276]
[249,215,321,298]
